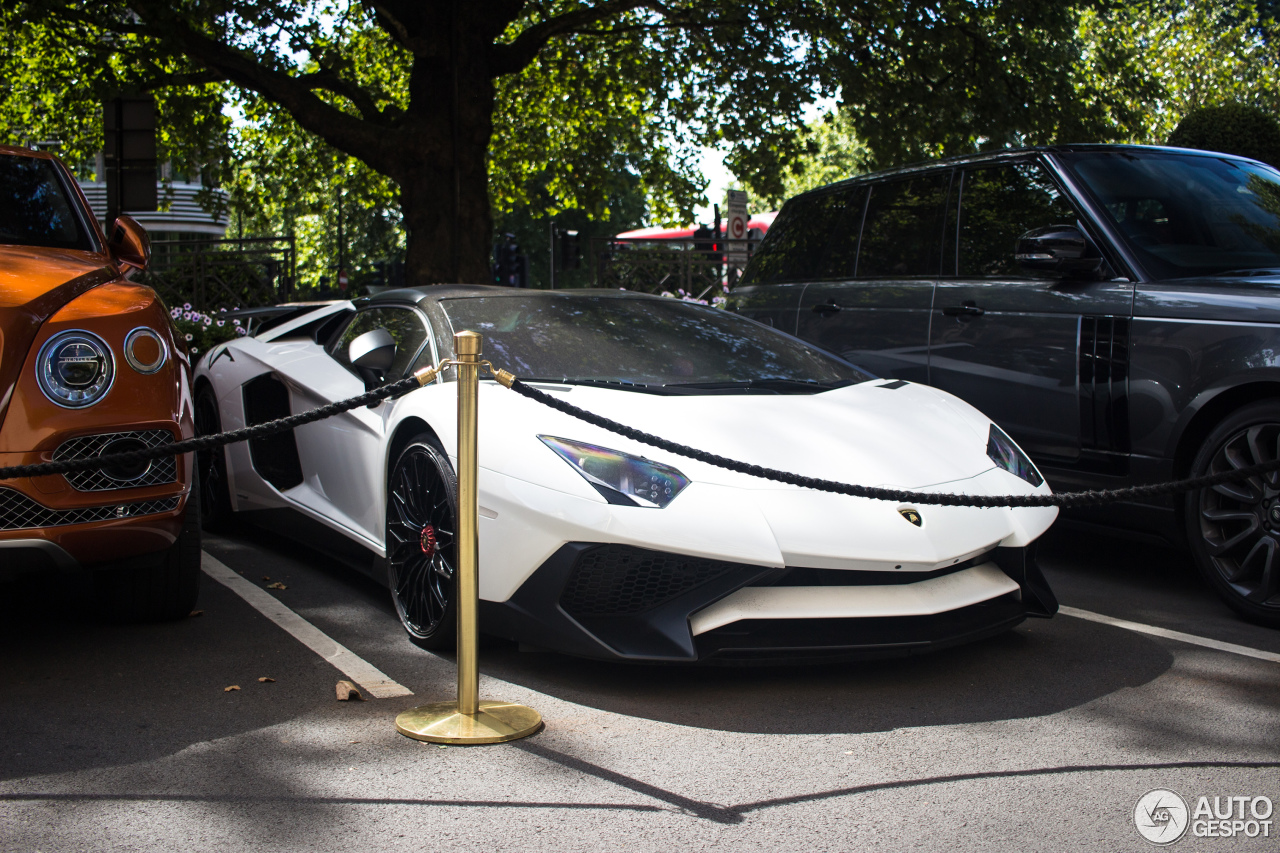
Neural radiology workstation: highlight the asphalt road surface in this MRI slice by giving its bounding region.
[2,520,1278,852]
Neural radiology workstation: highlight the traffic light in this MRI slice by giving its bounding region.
[556,229,581,271]
[102,96,157,225]
[493,234,527,287]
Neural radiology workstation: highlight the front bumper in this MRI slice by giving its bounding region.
[479,541,1057,664]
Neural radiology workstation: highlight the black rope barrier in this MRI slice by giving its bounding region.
[506,379,1280,509]
[0,373,426,482]
[4,364,1277,511]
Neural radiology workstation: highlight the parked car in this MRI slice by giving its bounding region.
[194,286,1058,663]
[0,145,198,619]
[731,143,1280,627]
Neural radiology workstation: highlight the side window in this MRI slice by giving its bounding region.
[740,187,864,284]
[957,163,1079,277]
[857,172,951,278]
[329,306,430,378]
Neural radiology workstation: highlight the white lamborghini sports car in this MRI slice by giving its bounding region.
[194,285,1059,663]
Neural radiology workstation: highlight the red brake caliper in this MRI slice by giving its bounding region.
[420,524,437,558]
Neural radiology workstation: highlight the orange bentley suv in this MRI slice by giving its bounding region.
[0,145,197,620]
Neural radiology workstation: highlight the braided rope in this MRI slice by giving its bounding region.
[0,374,422,481]
[507,379,1280,509]
[7,367,1279,511]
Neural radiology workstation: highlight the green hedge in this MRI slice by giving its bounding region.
[1167,104,1280,168]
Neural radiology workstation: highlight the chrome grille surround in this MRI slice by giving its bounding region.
[53,429,177,492]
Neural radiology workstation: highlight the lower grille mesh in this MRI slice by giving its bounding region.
[53,429,177,492]
[0,488,180,532]
[560,544,740,616]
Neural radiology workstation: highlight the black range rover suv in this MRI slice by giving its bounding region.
[731,144,1280,627]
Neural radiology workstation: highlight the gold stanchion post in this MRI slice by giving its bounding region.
[395,331,543,744]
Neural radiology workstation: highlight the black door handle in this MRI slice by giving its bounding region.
[942,300,985,318]
[811,300,843,315]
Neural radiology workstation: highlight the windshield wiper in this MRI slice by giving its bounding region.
[518,377,655,391]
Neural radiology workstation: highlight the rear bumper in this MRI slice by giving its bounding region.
[480,541,1057,664]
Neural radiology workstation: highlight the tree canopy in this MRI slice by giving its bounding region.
[6,0,1271,288]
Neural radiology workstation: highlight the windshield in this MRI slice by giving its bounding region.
[1059,150,1280,278]
[0,155,92,251]
[439,294,872,391]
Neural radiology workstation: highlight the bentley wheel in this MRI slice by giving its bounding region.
[387,436,458,649]
[1186,402,1280,627]
[194,385,234,532]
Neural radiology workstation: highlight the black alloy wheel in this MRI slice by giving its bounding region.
[1187,401,1280,627]
[194,385,234,531]
[387,436,458,648]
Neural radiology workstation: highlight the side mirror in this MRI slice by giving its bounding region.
[348,328,397,394]
[349,328,396,371]
[1015,224,1102,277]
[108,215,151,271]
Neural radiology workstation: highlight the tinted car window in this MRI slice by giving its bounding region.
[0,156,90,250]
[440,294,872,387]
[330,306,430,378]
[739,188,863,285]
[1059,150,1280,278]
[857,172,950,277]
[957,163,1079,277]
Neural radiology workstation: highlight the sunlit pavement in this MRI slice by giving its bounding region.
[1,523,1277,852]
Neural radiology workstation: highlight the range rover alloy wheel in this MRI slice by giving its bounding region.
[1187,402,1280,627]
[386,436,458,649]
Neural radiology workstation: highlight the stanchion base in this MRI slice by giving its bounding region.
[395,700,543,744]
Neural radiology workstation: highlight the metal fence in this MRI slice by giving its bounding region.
[140,236,296,312]
[588,237,756,298]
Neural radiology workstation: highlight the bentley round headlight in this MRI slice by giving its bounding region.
[36,330,115,408]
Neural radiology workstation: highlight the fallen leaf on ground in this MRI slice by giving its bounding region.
[266,582,287,590]
[262,576,270,581]
[189,610,203,617]
[258,677,275,683]
[224,685,240,692]
[335,680,363,701]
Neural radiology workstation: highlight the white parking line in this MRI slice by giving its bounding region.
[201,551,414,698]
[1061,605,1280,664]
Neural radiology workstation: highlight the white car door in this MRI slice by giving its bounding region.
[273,304,435,551]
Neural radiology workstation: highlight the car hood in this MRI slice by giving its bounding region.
[464,378,1002,493]
[0,244,119,424]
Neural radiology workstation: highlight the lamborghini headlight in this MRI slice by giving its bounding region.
[539,435,690,508]
[36,330,115,408]
[987,424,1043,487]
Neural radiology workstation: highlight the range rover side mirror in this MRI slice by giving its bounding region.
[348,328,396,391]
[1015,224,1103,278]
[108,215,151,272]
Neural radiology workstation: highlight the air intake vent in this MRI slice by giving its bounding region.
[54,429,177,491]
[1079,315,1130,454]
[0,488,180,531]
[560,545,740,616]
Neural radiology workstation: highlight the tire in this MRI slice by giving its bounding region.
[386,436,458,649]
[1185,401,1280,627]
[98,477,202,622]
[194,384,235,532]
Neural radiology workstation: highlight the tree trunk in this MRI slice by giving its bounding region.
[396,15,499,287]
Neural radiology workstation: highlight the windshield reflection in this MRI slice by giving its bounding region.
[440,294,872,391]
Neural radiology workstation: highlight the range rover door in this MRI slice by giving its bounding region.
[795,172,950,382]
[731,188,860,334]
[928,160,1133,465]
